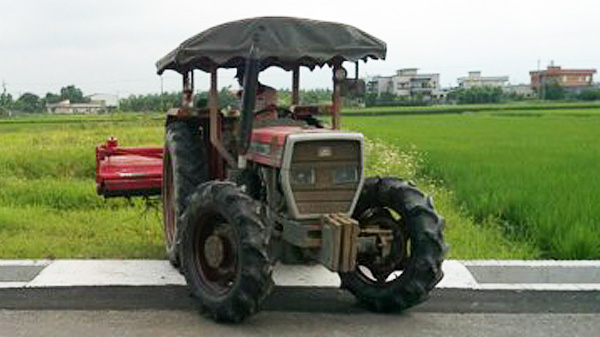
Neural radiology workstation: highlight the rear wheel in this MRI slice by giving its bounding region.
[162,120,208,267]
[339,177,446,312]
[180,182,274,323]
[162,150,177,263]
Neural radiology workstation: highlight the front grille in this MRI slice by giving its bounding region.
[289,140,361,217]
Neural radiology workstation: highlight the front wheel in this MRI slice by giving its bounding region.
[339,177,447,312]
[179,182,274,323]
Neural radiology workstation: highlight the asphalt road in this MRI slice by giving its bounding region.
[1,287,599,336]
[1,310,599,337]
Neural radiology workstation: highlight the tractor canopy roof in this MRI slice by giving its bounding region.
[156,16,386,75]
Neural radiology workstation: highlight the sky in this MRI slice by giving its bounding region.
[1,0,599,98]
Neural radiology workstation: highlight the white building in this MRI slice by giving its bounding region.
[458,71,509,88]
[46,100,105,114]
[367,68,444,101]
[87,93,119,109]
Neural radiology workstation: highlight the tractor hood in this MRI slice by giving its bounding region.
[156,16,386,74]
[246,126,363,168]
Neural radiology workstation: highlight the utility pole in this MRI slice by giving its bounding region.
[1,79,11,116]
[536,59,546,100]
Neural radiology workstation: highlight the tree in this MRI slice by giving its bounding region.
[364,92,378,107]
[218,86,238,108]
[578,89,600,101]
[543,81,564,100]
[120,92,181,112]
[0,83,13,116]
[118,87,336,112]
[60,85,87,103]
[448,86,504,104]
[44,92,62,104]
[14,93,42,113]
[301,88,332,105]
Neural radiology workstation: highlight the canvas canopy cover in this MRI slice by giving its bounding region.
[156,16,386,75]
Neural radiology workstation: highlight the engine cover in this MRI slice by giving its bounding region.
[247,126,364,219]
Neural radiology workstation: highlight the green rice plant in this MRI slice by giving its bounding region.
[0,115,165,258]
[342,102,600,115]
[0,205,164,258]
[0,110,547,259]
[363,138,539,259]
[346,109,600,259]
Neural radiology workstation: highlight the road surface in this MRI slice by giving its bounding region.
[1,287,599,337]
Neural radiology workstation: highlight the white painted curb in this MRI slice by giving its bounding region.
[437,260,478,288]
[27,260,185,287]
[0,260,51,267]
[1,260,600,291]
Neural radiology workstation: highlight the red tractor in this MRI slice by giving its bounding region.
[98,17,446,322]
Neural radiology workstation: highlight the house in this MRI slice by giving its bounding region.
[530,63,596,93]
[458,71,509,88]
[366,68,444,102]
[86,93,119,110]
[46,100,105,114]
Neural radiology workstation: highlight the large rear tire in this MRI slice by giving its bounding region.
[179,181,274,323]
[162,120,208,267]
[339,177,446,312]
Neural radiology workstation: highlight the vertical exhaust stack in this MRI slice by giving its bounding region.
[238,46,260,156]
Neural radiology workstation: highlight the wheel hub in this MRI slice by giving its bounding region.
[355,208,409,284]
[194,219,238,295]
[204,234,225,268]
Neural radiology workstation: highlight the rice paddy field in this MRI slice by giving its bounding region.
[0,114,166,258]
[345,107,600,259]
[1,104,598,259]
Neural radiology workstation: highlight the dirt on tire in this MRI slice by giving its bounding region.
[339,176,447,312]
[162,120,209,267]
[179,181,274,322]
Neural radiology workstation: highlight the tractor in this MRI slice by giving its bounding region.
[98,17,446,322]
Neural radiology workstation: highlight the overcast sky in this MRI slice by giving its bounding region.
[1,0,599,98]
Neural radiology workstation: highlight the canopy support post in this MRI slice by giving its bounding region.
[332,62,343,130]
[182,70,194,110]
[292,66,300,105]
[209,67,236,174]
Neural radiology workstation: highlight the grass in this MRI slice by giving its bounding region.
[342,101,600,115]
[345,108,600,259]
[0,111,537,260]
[363,139,538,259]
[4,103,596,259]
[0,113,166,258]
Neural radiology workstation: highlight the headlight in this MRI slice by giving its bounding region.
[334,166,358,185]
[290,168,315,185]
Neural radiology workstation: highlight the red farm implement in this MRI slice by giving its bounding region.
[95,137,163,198]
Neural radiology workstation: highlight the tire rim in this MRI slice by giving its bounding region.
[355,207,410,284]
[193,216,238,296]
